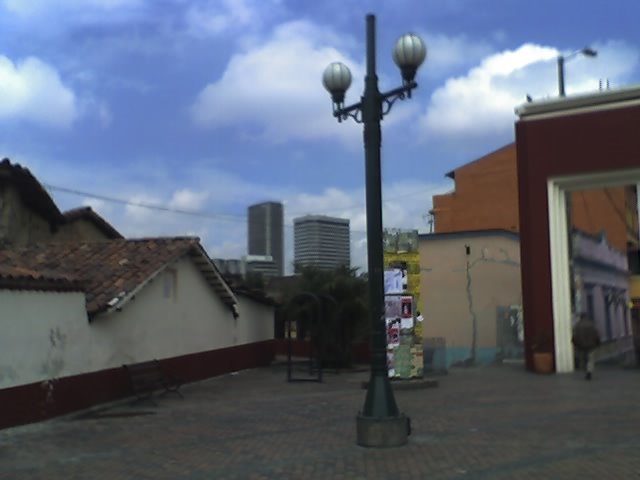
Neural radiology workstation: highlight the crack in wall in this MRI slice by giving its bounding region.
[466,258,477,364]
[461,246,521,365]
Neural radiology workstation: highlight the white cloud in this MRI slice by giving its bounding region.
[79,96,113,128]
[420,43,558,140]
[419,41,640,142]
[23,145,449,272]
[207,237,245,260]
[91,179,446,272]
[124,193,163,222]
[285,187,363,222]
[2,0,142,17]
[281,181,449,272]
[168,189,209,211]
[0,56,78,129]
[421,32,493,78]
[97,103,113,127]
[185,0,258,36]
[190,20,364,145]
[80,197,113,216]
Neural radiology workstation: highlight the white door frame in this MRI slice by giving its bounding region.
[547,168,640,372]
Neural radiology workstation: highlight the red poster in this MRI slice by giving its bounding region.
[386,318,400,346]
[401,296,412,318]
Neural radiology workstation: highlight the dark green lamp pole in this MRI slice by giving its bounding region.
[322,14,426,448]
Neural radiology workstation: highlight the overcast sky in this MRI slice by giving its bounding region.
[1,0,639,272]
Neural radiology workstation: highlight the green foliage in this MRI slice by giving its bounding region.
[244,271,265,290]
[284,265,370,367]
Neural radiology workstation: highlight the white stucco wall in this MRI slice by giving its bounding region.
[2,255,274,389]
[235,295,274,345]
[89,257,237,367]
[0,289,89,389]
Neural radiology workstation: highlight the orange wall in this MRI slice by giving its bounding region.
[570,188,629,253]
[432,144,519,234]
[433,142,637,253]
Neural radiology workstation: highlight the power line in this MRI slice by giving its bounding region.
[44,183,370,233]
[285,185,440,217]
[603,188,629,231]
[44,183,246,222]
[44,182,435,235]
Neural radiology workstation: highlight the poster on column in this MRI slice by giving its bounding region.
[383,228,423,379]
[386,318,400,347]
[384,295,402,318]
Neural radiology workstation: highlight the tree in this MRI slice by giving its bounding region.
[245,271,265,290]
[282,265,369,367]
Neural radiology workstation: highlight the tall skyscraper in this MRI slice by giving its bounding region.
[294,215,350,271]
[247,201,284,276]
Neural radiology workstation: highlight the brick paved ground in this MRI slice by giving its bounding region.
[1,363,640,479]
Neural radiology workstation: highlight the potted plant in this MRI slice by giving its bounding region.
[532,332,554,374]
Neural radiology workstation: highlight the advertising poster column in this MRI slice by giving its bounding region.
[383,229,423,379]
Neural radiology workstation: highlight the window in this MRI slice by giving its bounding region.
[163,268,177,302]
[586,291,595,320]
[604,291,612,341]
[624,305,630,336]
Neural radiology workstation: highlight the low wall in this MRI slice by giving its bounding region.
[0,340,274,430]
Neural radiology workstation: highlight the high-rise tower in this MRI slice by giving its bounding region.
[247,201,284,277]
[293,215,350,271]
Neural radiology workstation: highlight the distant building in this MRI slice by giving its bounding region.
[293,215,350,271]
[213,255,280,280]
[244,255,278,278]
[247,202,284,276]
[573,230,632,352]
[213,258,245,277]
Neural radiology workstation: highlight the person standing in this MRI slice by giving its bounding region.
[572,313,601,380]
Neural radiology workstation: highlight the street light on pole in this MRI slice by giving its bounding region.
[557,47,597,97]
[323,14,426,448]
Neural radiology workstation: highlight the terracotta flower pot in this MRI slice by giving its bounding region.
[533,352,554,374]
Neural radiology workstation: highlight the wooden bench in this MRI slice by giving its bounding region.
[123,360,183,405]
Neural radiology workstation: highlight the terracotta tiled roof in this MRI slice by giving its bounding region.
[62,206,124,239]
[0,237,237,317]
[0,265,81,291]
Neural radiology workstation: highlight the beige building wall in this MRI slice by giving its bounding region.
[419,231,522,365]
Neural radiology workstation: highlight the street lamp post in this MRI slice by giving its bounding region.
[557,47,597,96]
[323,14,426,448]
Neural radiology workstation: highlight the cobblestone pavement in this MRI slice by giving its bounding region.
[1,363,640,479]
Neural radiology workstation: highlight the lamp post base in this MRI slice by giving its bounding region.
[356,413,410,447]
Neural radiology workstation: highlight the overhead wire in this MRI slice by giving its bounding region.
[603,188,630,230]
[44,182,436,235]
